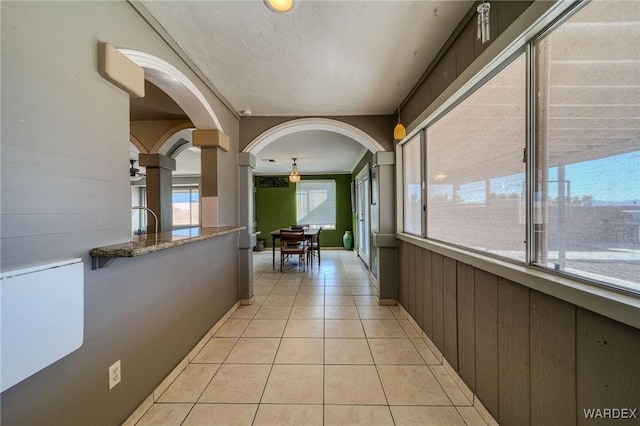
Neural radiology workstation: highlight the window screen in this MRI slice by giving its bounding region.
[296,180,336,229]
[534,0,640,291]
[426,54,527,261]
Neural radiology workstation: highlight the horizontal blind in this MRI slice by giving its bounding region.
[297,180,336,229]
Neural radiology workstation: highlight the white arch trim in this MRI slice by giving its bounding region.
[243,117,386,154]
[119,49,223,132]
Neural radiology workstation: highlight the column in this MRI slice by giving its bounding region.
[139,153,176,233]
[372,151,399,304]
[238,153,257,305]
[192,129,230,227]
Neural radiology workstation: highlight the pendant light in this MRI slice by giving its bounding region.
[393,82,407,140]
[264,0,295,14]
[289,158,301,183]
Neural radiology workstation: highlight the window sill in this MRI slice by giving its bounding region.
[396,233,640,330]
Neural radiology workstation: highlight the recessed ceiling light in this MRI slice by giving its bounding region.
[264,0,295,14]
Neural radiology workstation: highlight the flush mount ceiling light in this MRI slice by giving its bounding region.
[264,0,295,14]
[289,157,301,183]
[393,82,407,140]
[477,2,491,44]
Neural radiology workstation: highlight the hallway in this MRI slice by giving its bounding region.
[131,251,490,425]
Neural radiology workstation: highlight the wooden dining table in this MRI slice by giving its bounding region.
[270,227,320,270]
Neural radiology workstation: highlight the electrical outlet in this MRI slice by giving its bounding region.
[108,360,121,390]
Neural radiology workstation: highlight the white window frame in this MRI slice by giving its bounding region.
[296,179,337,230]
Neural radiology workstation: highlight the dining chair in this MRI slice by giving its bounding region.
[279,229,309,272]
[309,227,322,265]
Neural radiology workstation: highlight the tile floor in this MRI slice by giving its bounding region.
[134,250,489,425]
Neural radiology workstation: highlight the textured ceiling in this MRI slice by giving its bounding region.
[139,0,474,116]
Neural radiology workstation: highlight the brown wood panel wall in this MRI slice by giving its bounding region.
[422,249,434,337]
[498,278,530,426]
[576,308,640,426]
[414,247,424,329]
[399,242,409,308]
[474,269,500,419]
[443,257,458,369]
[431,253,445,352]
[530,290,576,426]
[407,243,416,319]
[457,261,476,392]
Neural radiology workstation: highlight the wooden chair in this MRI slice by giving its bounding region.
[280,229,309,272]
[309,227,322,265]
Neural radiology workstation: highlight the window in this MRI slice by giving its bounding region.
[534,0,640,291]
[296,180,336,229]
[403,134,422,236]
[426,54,527,261]
[172,187,199,227]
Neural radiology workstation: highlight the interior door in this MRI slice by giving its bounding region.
[356,167,370,267]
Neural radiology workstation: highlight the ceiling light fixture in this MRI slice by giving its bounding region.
[477,2,491,44]
[289,158,301,183]
[393,82,407,140]
[264,0,295,14]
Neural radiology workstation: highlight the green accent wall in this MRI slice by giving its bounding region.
[255,174,353,248]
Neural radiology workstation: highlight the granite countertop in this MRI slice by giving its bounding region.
[90,226,245,258]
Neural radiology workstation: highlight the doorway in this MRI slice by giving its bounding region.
[356,166,370,268]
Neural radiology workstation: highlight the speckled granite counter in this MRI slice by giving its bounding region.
[90,226,245,269]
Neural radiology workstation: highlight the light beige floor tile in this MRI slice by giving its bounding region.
[294,294,325,306]
[254,280,278,287]
[158,364,219,402]
[325,287,352,295]
[357,306,396,320]
[263,294,296,306]
[271,286,300,295]
[325,320,365,338]
[229,302,260,319]
[254,287,274,297]
[225,338,280,363]
[391,406,466,425]
[362,320,407,338]
[275,338,324,364]
[136,403,193,426]
[192,338,237,364]
[324,279,349,287]
[354,295,378,306]
[389,305,407,320]
[278,275,303,283]
[325,339,373,364]
[199,364,271,403]
[324,305,359,320]
[351,286,377,296]
[324,405,394,426]
[411,338,441,364]
[429,365,472,406]
[368,338,425,365]
[377,365,450,406]
[283,319,324,337]
[261,365,324,404]
[253,295,267,305]
[214,319,250,337]
[349,279,373,287]
[253,305,292,320]
[242,319,287,337]
[456,406,489,426]
[300,280,325,287]
[182,404,258,426]
[325,295,355,306]
[398,319,422,338]
[297,287,325,295]
[254,404,323,426]
[289,305,325,319]
[324,365,387,405]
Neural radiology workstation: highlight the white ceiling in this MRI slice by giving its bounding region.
[136,0,474,174]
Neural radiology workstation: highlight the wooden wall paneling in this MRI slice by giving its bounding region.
[456,261,475,391]
[407,243,416,319]
[432,252,445,353]
[399,242,409,308]
[530,290,576,426]
[576,308,640,426]
[474,269,500,419]
[455,23,475,77]
[414,246,424,329]
[498,278,530,426]
[422,249,434,338]
[443,257,458,369]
